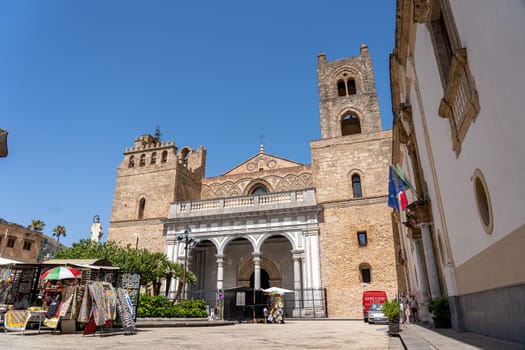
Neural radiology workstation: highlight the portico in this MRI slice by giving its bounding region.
[163,189,324,316]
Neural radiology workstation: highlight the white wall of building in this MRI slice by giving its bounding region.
[412,1,525,268]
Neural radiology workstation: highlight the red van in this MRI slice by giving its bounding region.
[362,290,387,322]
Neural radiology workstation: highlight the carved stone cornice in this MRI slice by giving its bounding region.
[400,104,413,124]
[413,0,430,24]
[405,199,432,230]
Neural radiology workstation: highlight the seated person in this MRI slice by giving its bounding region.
[13,293,30,309]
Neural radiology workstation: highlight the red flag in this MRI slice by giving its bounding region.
[399,191,408,210]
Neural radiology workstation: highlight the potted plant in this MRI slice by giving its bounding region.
[427,296,451,328]
[382,299,400,336]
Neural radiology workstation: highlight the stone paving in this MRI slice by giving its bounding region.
[0,320,402,350]
[399,323,525,350]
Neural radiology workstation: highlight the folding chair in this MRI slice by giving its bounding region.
[4,310,31,335]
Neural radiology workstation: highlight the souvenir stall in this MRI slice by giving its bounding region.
[262,287,294,324]
[39,266,82,333]
[77,280,137,335]
[0,258,42,309]
[38,261,137,335]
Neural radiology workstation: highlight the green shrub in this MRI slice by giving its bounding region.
[427,297,450,320]
[382,300,400,323]
[137,295,207,318]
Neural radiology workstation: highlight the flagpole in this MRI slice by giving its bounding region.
[392,163,423,201]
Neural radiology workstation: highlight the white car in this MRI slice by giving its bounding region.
[368,303,388,324]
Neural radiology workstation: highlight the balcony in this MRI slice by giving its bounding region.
[168,189,317,218]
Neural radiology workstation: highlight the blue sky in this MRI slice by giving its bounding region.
[0,1,396,247]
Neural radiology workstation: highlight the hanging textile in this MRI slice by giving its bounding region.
[87,282,109,326]
[77,284,92,323]
[115,288,136,334]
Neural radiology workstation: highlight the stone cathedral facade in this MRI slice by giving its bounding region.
[108,45,398,318]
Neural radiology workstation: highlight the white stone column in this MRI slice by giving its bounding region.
[216,254,224,291]
[291,251,303,317]
[420,223,441,299]
[305,230,321,289]
[292,251,302,291]
[252,252,261,290]
[414,238,431,323]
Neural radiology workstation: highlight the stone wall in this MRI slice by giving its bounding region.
[317,202,398,317]
[107,219,165,253]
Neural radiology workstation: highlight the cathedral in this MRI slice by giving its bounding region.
[108,45,398,318]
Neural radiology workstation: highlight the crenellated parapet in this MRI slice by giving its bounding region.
[125,134,176,153]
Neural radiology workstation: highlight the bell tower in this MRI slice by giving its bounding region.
[108,133,206,252]
[317,44,382,139]
[310,46,397,318]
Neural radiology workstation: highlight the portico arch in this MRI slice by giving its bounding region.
[238,256,281,287]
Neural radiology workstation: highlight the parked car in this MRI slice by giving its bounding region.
[362,290,387,322]
[368,303,388,324]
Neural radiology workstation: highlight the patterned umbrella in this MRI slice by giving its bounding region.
[40,266,82,280]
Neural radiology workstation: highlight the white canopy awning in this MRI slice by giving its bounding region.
[0,257,24,265]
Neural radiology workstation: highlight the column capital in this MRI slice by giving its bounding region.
[291,249,304,260]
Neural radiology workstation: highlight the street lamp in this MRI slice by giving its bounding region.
[176,225,200,300]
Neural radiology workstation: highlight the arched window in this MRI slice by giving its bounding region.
[341,113,362,136]
[138,198,146,220]
[139,154,146,167]
[347,79,356,95]
[151,152,157,165]
[337,79,346,97]
[161,151,168,163]
[336,77,357,96]
[250,185,268,194]
[352,174,363,198]
[129,156,135,168]
[359,263,371,283]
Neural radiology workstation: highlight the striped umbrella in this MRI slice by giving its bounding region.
[40,266,82,280]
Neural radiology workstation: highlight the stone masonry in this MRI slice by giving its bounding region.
[108,134,205,252]
[310,45,398,318]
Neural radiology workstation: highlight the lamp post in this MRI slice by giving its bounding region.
[176,225,199,300]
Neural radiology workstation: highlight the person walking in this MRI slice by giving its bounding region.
[409,295,419,323]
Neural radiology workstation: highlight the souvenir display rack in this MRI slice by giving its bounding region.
[116,273,140,321]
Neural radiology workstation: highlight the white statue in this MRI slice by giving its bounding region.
[90,215,103,243]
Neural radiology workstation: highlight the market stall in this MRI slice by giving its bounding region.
[0,258,42,308]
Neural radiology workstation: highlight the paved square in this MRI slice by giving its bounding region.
[0,320,402,349]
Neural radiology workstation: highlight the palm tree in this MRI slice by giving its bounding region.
[30,219,45,232]
[52,225,66,255]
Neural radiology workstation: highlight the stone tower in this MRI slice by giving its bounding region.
[310,45,398,318]
[108,133,206,252]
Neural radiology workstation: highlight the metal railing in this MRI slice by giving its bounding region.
[168,288,327,319]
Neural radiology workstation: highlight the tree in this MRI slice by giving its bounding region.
[54,239,196,296]
[30,219,45,232]
[52,225,66,254]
